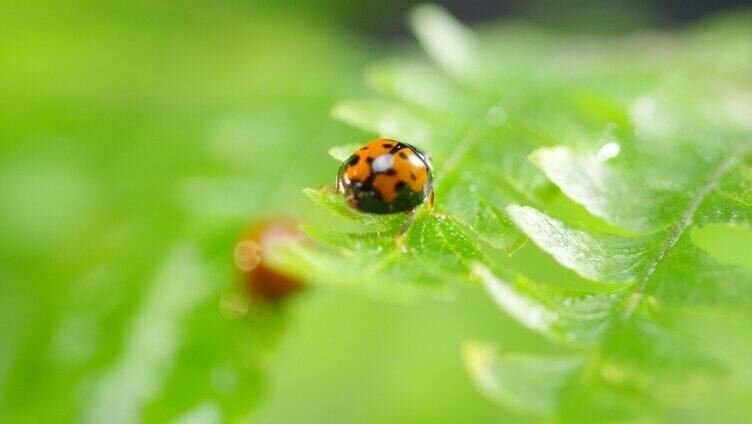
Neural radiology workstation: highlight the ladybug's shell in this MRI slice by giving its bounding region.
[336,138,433,214]
[235,220,305,301]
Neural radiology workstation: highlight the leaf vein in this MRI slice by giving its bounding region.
[619,142,752,322]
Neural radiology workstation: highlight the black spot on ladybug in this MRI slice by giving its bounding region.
[410,172,417,180]
[394,181,407,192]
[399,152,408,159]
[384,169,397,176]
[360,146,369,151]
[348,155,360,166]
[382,143,393,148]
[366,157,374,164]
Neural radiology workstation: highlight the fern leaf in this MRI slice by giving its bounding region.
[273,3,752,419]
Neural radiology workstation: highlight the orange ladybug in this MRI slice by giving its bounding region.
[336,138,434,214]
[234,220,304,301]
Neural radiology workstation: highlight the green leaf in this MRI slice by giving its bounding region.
[697,154,752,226]
[276,4,752,420]
[472,263,625,344]
[650,235,752,308]
[463,341,585,415]
[270,213,486,299]
[445,182,526,254]
[506,205,659,283]
[530,146,683,232]
[409,4,481,82]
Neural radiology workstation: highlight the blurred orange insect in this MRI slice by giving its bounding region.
[233,220,305,301]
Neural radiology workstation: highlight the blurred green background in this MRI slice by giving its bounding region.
[2,1,751,422]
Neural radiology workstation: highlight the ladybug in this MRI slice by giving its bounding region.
[234,219,306,303]
[336,138,434,215]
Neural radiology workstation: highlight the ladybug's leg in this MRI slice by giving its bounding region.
[425,190,445,218]
[427,191,435,212]
[394,209,416,252]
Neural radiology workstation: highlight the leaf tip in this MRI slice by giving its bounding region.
[328,144,358,162]
[408,3,479,79]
